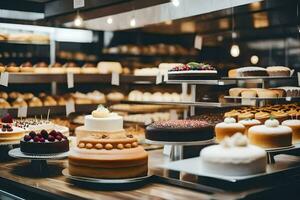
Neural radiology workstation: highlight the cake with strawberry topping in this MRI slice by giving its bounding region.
[168,62,218,80]
[20,129,69,154]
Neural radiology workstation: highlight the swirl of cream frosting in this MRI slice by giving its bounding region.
[221,133,248,148]
[224,117,236,124]
[265,118,279,128]
[92,105,110,118]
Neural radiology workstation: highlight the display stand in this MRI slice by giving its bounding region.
[145,139,215,161]
[8,148,68,175]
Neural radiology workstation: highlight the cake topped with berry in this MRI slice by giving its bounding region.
[20,129,69,154]
[169,62,217,74]
[1,113,13,124]
[0,114,26,143]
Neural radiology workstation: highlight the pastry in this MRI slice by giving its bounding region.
[269,88,286,97]
[271,111,288,123]
[50,62,65,74]
[22,93,34,100]
[86,91,106,104]
[28,97,43,107]
[0,63,6,72]
[238,112,254,121]
[255,112,270,124]
[43,96,57,106]
[81,63,99,74]
[56,97,66,106]
[241,90,257,98]
[229,88,245,97]
[34,62,49,73]
[257,89,278,98]
[146,120,214,142]
[6,62,19,72]
[215,117,245,142]
[200,133,266,176]
[97,61,122,74]
[20,130,69,154]
[266,66,291,77]
[64,62,81,74]
[107,92,125,102]
[248,118,292,148]
[238,119,261,135]
[236,67,268,77]
[282,120,300,143]
[9,92,22,100]
[0,98,10,108]
[20,62,34,73]
[228,69,237,78]
[224,110,240,120]
[12,98,27,108]
[0,92,7,100]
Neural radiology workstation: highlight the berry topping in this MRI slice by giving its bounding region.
[47,135,55,142]
[39,138,45,143]
[1,114,13,123]
[1,128,6,132]
[56,135,62,141]
[36,133,42,138]
[62,136,67,140]
[29,131,36,138]
[56,131,63,137]
[41,131,49,139]
[24,135,32,142]
[7,127,13,132]
[40,129,48,136]
[33,136,40,142]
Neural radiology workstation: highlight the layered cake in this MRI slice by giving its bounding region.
[20,130,69,154]
[248,118,292,148]
[0,114,25,142]
[266,66,291,77]
[146,120,214,142]
[235,67,268,77]
[282,119,300,143]
[200,133,266,176]
[215,117,245,142]
[168,62,218,80]
[69,106,148,179]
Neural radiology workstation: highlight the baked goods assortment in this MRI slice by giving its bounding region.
[168,62,218,80]
[200,133,267,176]
[128,90,191,102]
[0,114,26,143]
[2,33,49,43]
[69,106,148,179]
[228,87,300,98]
[124,112,171,124]
[248,118,292,148]
[146,120,214,142]
[20,130,69,154]
[228,66,292,78]
[57,51,97,62]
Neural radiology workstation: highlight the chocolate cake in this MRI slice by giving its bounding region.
[146,120,214,142]
[20,130,69,154]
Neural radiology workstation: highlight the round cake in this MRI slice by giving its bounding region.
[238,119,261,136]
[20,130,69,154]
[145,120,214,142]
[282,120,300,143]
[68,135,148,179]
[266,66,291,77]
[215,117,245,142]
[248,118,292,148]
[0,114,26,142]
[200,133,266,176]
[236,66,268,77]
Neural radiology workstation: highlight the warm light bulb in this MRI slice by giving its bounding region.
[250,55,259,64]
[130,18,136,27]
[74,15,83,27]
[230,44,240,57]
[172,0,180,7]
[107,17,113,24]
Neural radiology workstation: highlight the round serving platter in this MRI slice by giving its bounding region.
[145,138,215,146]
[62,168,152,185]
[8,148,68,160]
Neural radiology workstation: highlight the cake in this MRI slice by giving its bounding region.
[215,117,245,142]
[235,67,268,77]
[266,66,291,77]
[168,62,218,80]
[69,105,148,179]
[282,120,300,143]
[145,120,214,142]
[238,119,261,135]
[248,118,292,148]
[20,130,69,154]
[200,133,266,176]
[0,114,26,142]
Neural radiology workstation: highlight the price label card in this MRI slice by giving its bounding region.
[156,72,162,84]
[170,109,178,120]
[67,72,74,88]
[111,72,120,86]
[191,85,196,102]
[298,72,300,86]
[183,109,188,119]
[181,83,188,101]
[194,35,203,50]
[0,72,9,87]
[18,106,27,118]
[163,72,169,82]
[73,0,85,8]
[66,100,75,116]
[163,145,172,156]
[286,96,292,101]
[190,106,195,116]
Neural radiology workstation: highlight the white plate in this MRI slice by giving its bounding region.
[8,148,68,160]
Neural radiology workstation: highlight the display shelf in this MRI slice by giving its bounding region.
[122,100,241,108]
[166,79,236,85]
[0,40,50,45]
[221,76,297,80]
[224,96,300,101]
[0,104,99,117]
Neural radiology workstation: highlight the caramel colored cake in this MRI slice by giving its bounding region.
[69,106,148,179]
[282,120,300,143]
[248,119,292,148]
[215,117,245,142]
[146,120,214,142]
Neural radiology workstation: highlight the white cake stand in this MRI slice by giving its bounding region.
[145,138,215,161]
[9,148,68,175]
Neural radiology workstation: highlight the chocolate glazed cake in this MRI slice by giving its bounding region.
[146,120,214,142]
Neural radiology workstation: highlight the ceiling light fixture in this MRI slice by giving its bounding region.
[74,11,83,27]
[130,17,136,27]
[230,44,240,57]
[250,55,259,64]
[230,7,240,57]
[107,17,113,25]
[172,0,180,7]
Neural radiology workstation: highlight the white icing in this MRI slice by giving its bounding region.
[91,105,111,118]
[216,122,245,129]
[248,125,292,135]
[236,66,266,73]
[239,119,261,125]
[282,120,300,127]
[0,127,25,134]
[224,117,236,123]
[84,115,123,132]
[265,119,279,128]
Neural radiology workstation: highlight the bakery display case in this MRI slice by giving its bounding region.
[0,0,300,200]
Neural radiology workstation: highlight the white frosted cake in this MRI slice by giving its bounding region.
[75,105,126,141]
[200,133,266,176]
